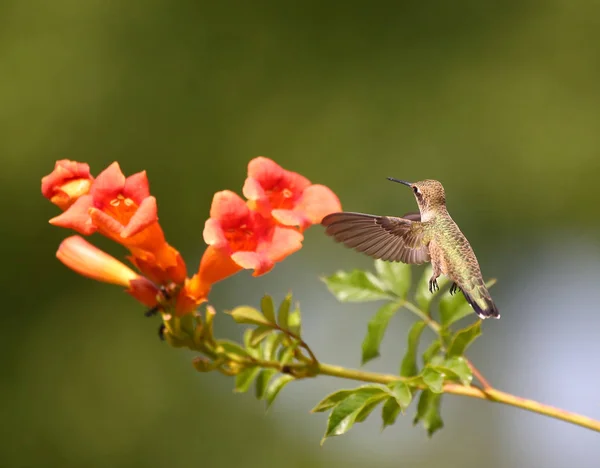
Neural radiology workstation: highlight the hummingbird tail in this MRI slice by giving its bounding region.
[462,290,500,319]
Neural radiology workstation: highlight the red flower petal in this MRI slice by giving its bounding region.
[49,195,96,235]
[271,209,308,229]
[295,184,342,225]
[209,190,249,225]
[246,157,311,195]
[41,160,93,201]
[203,218,228,249]
[231,251,273,276]
[123,170,151,205]
[90,162,126,206]
[89,206,126,238]
[259,225,304,264]
[121,196,158,238]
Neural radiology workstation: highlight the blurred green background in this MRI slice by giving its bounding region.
[4,1,600,467]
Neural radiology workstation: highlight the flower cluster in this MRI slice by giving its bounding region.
[42,157,341,316]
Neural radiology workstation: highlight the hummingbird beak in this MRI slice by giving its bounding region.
[387,177,412,187]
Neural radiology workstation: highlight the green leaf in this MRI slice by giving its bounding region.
[321,270,392,302]
[321,391,384,444]
[437,356,472,385]
[250,326,273,348]
[413,390,444,437]
[374,260,411,298]
[354,394,387,423]
[311,385,386,413]
[255,369,277,399]
[439,279,496,328]
[287,308,302,335]
[261,295,276,324]
[422,367,444,393]
[265,374,294,409]
[278,342,299,366]
[422,339,442,365]
[234,367,260,393]
[439,292,472,328]
[447,321,482,357]
[414,266,449,312]
[387,381,412,409]
[361,302,402,365]
[400,321,427,377]
[277,294,291,329]
[217,340,254,359]
[381,397,401,429]
[262,332,284,361]
[228,306,271,326]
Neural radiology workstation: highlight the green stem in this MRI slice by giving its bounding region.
[403,302,441,333]
[317,361,600,433]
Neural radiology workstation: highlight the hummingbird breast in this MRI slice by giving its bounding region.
[428,215,482,285]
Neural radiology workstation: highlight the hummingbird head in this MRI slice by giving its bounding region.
[387,178,446,219]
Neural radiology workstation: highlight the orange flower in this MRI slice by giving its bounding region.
[173,274,210,316]
[48,162,186,285]
[199,190,304,283]
[243,157,342,231]
[41,160,94,210]
[57,236,160,307]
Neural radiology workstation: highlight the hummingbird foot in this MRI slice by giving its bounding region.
[449,282,461,295]
[428,277,440,293]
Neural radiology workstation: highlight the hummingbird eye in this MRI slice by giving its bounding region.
[413,186,421,196]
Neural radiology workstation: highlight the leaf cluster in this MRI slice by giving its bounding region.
[318,260,494,440]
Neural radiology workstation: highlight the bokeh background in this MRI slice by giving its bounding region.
[4,1,600,467]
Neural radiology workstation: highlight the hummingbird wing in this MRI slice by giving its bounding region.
[321,212,430,264]
[401,212,421,222]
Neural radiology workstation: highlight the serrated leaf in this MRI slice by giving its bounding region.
[255,369,277,399]
[311,385,386,413]
[413,390,444,437]
[422,367,444,393]
[321,270,392,302]
[228,306,271,326]
[354,394,387,423]
[234,367,260,393]
[387,381,412,409]
[381,397,401,429]
[277,294,291,329]
[288,308,302,335]
[436,356,472,385]
[251,326,273,349]
[422,339,442,365]
[374,260,411,298]
[400,321,427,377]
[447,321,482,357]
[361,302,402,365]
[414,266,449,312]
[265,374,294,409]
[321,391,383,444]
[261,295,276,323]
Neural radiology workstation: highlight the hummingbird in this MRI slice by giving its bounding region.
[321,178,499,319]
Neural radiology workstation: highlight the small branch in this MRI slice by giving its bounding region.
[316,361,600,433]
[403,302,441,333]
[446,384,600,433]
[466,359,492,391]
[318,362,403,384]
